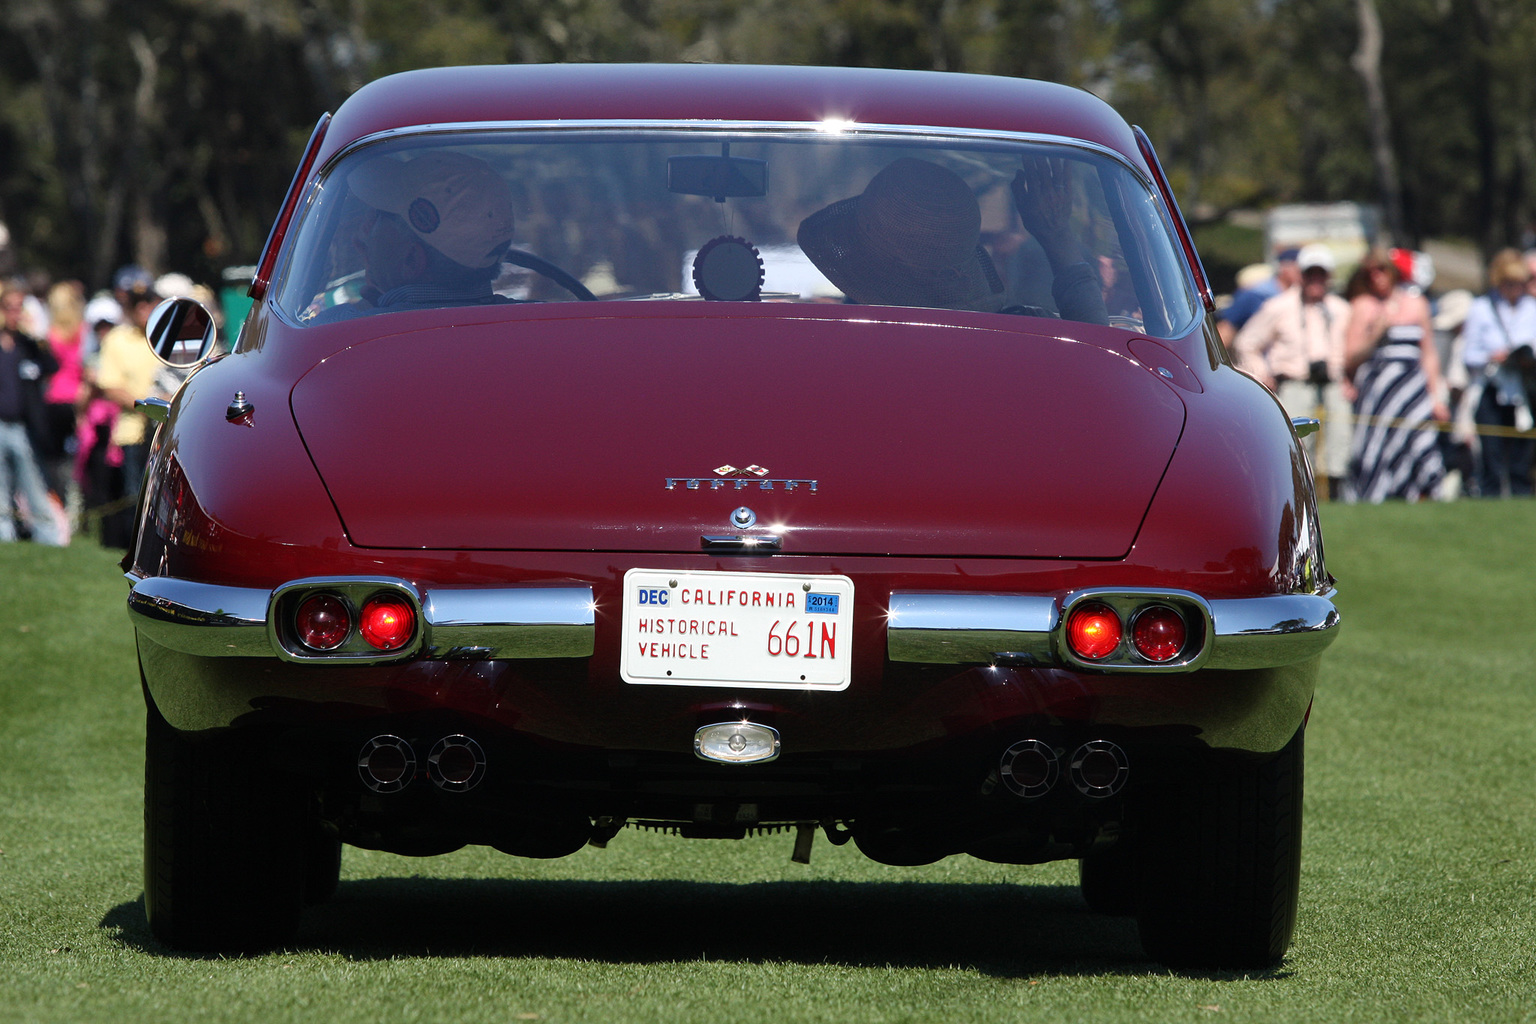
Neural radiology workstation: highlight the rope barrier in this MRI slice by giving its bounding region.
[4,491,139,537]
[1318,412,1536,440]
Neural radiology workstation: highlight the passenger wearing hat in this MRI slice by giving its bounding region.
[324,151,516,318]
[797,156,1108,323]
[1459,247,1536,496]
[1232,243,1354,498]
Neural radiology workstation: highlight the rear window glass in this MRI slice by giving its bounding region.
[274,128,1200,339]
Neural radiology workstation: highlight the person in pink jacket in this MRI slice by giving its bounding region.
[41,281,88,504]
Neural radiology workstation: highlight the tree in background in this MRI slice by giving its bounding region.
[2,0,1535,288]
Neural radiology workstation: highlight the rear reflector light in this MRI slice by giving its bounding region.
[359,595,415,651]
[1131,605,1186,662]
[296,594,350,650]
[1066,603,1122,660]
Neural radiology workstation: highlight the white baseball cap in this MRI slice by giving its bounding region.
[1296,244,1336,274]
[349,152,516,269]
[85,293,123,326]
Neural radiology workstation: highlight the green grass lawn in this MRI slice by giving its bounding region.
[2,502,1534,1023]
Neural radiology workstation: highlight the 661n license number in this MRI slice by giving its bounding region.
[619,569,855,690]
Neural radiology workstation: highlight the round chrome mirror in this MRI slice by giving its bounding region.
[145,297,219,369]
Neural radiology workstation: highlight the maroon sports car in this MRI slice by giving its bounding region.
[126,63,1338,967]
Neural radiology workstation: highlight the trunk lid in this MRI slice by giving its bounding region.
[290,312,1184,558]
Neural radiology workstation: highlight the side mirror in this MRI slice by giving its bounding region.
[145,297,219,370]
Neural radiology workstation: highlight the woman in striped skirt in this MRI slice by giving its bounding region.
[1343,250,1449,502]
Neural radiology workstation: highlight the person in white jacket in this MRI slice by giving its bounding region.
[1233,244,1353,498]
[1459,248,1536,496]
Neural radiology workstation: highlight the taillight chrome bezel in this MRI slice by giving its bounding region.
[270,577,423,663]
[1056,588,1212,672]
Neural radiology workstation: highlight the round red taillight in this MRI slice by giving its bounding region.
[1066,603,1122,660]
[295,593,351,651]
[359,595,415,651]
[1132,605,1187,662]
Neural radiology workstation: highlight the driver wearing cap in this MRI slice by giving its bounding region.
[319,151,517,318]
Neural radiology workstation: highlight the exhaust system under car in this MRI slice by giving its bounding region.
[358,734,487,793]
[999,739,1128,799]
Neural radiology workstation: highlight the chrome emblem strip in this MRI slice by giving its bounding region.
[666,477,817,492]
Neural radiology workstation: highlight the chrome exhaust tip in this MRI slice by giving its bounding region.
[1069,740,1129,798]
[427,734,486,792]
[358,735,416,793]
[999,739,1060,799]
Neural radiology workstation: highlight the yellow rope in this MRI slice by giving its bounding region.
[1322,412,1536,439]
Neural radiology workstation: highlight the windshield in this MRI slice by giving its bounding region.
[274,127,1200,338]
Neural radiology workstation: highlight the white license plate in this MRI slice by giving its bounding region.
[620,569,854,690]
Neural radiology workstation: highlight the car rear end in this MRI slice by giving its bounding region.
[128,71,1337,965]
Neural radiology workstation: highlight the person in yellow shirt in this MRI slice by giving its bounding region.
[92,283,166,546]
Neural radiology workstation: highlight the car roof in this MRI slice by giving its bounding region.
[317,64,1145,168]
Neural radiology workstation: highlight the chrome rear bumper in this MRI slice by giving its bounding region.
[886,589,1339,671]
[127,574,596,661]
[129,574,1337,672]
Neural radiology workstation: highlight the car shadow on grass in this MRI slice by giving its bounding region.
[101,878,1290,980]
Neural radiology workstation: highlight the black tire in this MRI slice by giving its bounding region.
[143,700,307,951]
[304,824,343,906]
[1133,726,1304,970]
[1079,842,1137,916]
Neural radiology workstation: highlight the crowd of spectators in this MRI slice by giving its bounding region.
[1222,243,1536,501]
[4,234,1533,550]
[1,264,217,548]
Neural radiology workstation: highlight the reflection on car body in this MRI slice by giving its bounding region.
[126,64,1336,970]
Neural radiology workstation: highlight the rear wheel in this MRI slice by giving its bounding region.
[1133,727,1304,970]
[304,824,343,906]
[143,700,307,951]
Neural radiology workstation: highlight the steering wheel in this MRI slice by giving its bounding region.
[503,248,598,302]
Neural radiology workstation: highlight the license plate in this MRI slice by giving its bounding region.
[620,569,854,690]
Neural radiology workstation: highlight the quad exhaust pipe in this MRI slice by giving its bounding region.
[998,739,1128,799]
[358,734,486,793]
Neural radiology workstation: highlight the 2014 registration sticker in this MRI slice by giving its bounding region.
[620,569,854,689]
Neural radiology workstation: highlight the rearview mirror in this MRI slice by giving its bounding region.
[145,297,219,370]
[667,154,768,200]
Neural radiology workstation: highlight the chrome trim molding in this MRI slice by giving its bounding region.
[887,592,1058,664]
[887,589,1339,671]
[700,534,783,553]
[330,120,1150,188]
[423,587,595,659]
[1204,592,1341,670]
[126,574,273,657]
[127,575,595,661]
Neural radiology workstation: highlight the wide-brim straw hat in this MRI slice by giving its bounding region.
[797,157,1004,312]
[1433,289,1474,332]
